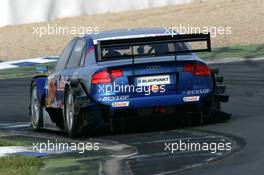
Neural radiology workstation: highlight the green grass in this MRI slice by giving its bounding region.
[0,139,22,146]
[0,135,34,146]
[0,134,107,175]
[0,135,54,147]
[198,44,264,60]
[39,152,106,175]
[0,153,105,175]
[1,44,263,79]
[0,61,55,79]
[0,155,44,175]
[0,152,106,175]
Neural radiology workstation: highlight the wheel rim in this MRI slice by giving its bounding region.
[31,86,39,125]
[66,92,74,130]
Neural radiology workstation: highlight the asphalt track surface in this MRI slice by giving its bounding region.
[0,60,264,175]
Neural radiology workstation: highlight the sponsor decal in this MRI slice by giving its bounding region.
[47,75,70,108]
[111,101,129,107]
[146,65,161,71]
[47,77,56,106]
[183,96,200,102]
[99,95,129,101]
[137,75,170,86]
[183,89,210,95]
[150,85,160,92]
[57,76,70,91]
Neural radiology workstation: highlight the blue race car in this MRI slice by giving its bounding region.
[29,28,230,137]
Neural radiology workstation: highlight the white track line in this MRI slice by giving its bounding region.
[0,122,30,129]
[208,57,264,64]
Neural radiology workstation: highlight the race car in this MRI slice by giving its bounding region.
[29,28,230,138]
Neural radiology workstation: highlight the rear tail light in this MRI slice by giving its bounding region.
[183,63,194,72]
[184,63,211,76]
[91,70,111,84]
[91,69,123,84]
[193,64,211,76]
[109,69,123,80]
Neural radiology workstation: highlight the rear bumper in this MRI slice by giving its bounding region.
[95,93,211,109]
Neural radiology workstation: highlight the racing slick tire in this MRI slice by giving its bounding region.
[64,85,106,138]
[30,82,43,130]
[203,69,231,123]
[64,87,81,138]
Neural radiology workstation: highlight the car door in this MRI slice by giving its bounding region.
[61,38,86,82]
[53,38,86,108]
[47,38,77,108]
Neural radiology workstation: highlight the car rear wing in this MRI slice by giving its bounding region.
[96,33,211,61]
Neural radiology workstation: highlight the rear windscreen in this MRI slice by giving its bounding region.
[97,42,189,61]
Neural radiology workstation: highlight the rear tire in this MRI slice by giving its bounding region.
[64,87,81,138]
[203,69,227,123]
[30,83,43,130]
[211,70,222,111]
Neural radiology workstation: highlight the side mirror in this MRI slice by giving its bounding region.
[36,66,48,73]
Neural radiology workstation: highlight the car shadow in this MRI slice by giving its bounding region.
[82,112,230,138]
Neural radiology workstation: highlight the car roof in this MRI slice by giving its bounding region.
[85,28,174,43]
